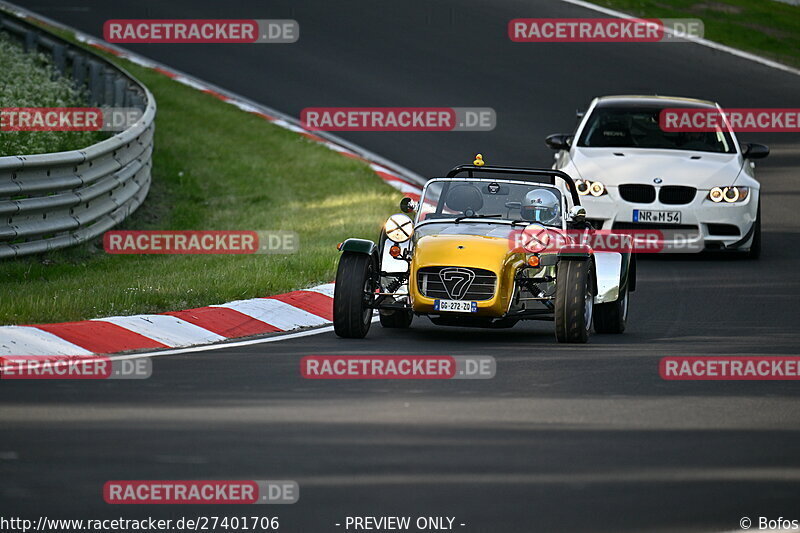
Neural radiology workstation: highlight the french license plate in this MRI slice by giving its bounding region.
[633,209,681,224]
[434,299,477,313]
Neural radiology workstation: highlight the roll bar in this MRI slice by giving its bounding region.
[444,165,581,206]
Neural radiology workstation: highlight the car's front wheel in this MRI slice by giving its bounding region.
[333,253,376,338]
[745,201,761,259]
[554,259,594,344]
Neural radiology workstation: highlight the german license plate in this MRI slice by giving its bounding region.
[633,209,681,224]
[434,299,477,313]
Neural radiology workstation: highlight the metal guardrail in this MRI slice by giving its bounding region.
[0,11,155,258]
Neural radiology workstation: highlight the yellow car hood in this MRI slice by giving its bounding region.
[412,233,516,270]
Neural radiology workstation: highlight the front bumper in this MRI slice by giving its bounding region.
[582,187,758,252]
[410,266,514,317]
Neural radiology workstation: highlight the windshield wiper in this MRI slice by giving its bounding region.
[453,214,502,223]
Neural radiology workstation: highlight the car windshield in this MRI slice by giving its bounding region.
[417,180,563,227]
[577,105,736,153]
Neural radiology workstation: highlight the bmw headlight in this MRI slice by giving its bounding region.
[708,186,749,203]
[576,179,607,197]
[384,213,414,243]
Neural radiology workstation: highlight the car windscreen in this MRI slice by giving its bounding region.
[417,180,563,227]
[577,105,736,153]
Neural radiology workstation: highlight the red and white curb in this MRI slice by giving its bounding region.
[0,2,424,356]
[0,284,337,355]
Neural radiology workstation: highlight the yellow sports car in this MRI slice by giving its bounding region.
[333,161,635,343]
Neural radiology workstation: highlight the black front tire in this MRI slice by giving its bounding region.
[554,259,593,344]
[745,202,761,259]
[333,253,376,338]
[594,285,628,334]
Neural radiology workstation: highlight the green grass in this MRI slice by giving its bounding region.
[0,32,106,156]
[593,0,800,68]
[0,39,402,325]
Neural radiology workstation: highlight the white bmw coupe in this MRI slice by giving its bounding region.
[547,95,768,257]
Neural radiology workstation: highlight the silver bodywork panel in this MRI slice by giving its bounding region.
[381,239,411,273]
[593,252,623,304]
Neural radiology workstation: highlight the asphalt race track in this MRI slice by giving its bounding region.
[2,1,800,531]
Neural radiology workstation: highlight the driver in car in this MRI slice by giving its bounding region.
[520,189,561,225]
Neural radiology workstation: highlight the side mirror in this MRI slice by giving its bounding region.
[545,134,572,151]
[400,197,417,213]
[743,143,769,160]
[569,206,586,221]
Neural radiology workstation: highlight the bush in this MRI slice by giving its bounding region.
[0,31,106,156]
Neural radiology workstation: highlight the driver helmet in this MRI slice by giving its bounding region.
[521,189,560,224]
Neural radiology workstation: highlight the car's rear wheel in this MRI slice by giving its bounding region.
[593,285,628,334]
[554,259,593,344]
[333,253,376,338]
[379,307,413,328]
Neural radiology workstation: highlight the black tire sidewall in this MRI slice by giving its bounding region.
[554,259,593,343]
[333,253,376,338]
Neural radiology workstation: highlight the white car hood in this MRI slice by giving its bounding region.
[570,148,743,189]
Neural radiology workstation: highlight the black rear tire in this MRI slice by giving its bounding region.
[594,285,628,334]
[333,253,376,338]
[379,309,413,328]
[554,259,593,344]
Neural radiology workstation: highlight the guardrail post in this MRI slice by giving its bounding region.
[24,29,37,52]
[71,55,86,89]
[113,79,126,107]
[52,44,65,76]
[103,72,114,105]
[88,60,102,105]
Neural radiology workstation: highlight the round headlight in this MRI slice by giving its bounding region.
[520,223,552,253]
[590,181,605,197]
[709,187,724,202]
[384,213,414,243]
[723,187,740,203]
[576,180,590,196]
